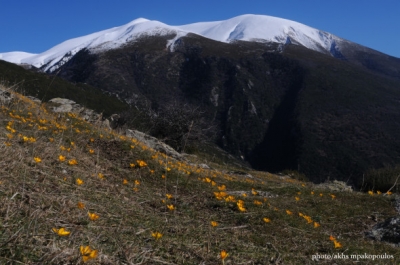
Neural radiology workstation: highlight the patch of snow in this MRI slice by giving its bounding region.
[0,14,347,72]
[0,51,37,64]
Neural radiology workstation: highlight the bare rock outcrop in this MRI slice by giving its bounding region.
[0,87,14,105]
[315,180,353,192]
[366,215,400,246]
[126,129,184,161]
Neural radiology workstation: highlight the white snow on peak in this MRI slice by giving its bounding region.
[0,51,37,64]
[0,14,344,71]
[178,14,339,51]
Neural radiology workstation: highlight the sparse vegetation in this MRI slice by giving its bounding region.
[362,165,400,193]
[0,84,399,264]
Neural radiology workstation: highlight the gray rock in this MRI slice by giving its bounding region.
[48,97,102,123]
[227,190,277,198]
[0,87,13,105]
[366,216,400,246]
[126,129,184,160]
[26,96,41,103]
[49,98,76,105]
[53,103,73,113]
[315,180,353,192]
[197,163,211,169]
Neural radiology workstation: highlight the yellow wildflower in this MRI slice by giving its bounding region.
[303,215,313,223]
[167,204,175,211]
[217,185,226,191]
[286,210,293,215]
[77,202,85,209]
[225,195,236,202]
[253,200,263,206]
[137,160,147,167]
[333,240,342,248]
[123,179,128,185]
[59,155,66,162]
[220,250,228,260]
[88,212,99,221]
[263,217,271,223]
[166,194,173,199]
[237,200,246,212]
[314,222,320,228]
[68,159,78,165]
[214,191,227,200]
[34,157,41,163]
[211,221,218,227]
[151,231,163,240]
[89,149,95,154]
[76,178,84,185]
[52,227,70,236]
[80,245,98,262]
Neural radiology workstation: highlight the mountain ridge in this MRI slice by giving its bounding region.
[0,14,371,72]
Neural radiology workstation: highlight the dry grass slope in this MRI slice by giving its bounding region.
[0,84,399,264]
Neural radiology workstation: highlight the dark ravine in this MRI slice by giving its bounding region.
[247,53,304,173]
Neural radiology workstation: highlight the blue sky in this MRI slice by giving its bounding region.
[1,0,399,58]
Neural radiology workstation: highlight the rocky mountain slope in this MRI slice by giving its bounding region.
[50,32,400,187]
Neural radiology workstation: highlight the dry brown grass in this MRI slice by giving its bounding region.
[0,85,399,264]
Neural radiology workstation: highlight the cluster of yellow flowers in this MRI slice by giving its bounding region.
[329,235,342,248]
[80,245,98,262]
[369,190,392,195]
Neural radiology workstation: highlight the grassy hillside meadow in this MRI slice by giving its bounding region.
[0,84,399,264]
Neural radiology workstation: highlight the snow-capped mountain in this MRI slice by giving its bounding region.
[0,14,348,72]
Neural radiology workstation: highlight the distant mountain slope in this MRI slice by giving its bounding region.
[1,14,362,72]
[0,60,128,116]
[51,32,400,186]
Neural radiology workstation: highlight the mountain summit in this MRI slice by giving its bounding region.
[1,14,347,72]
